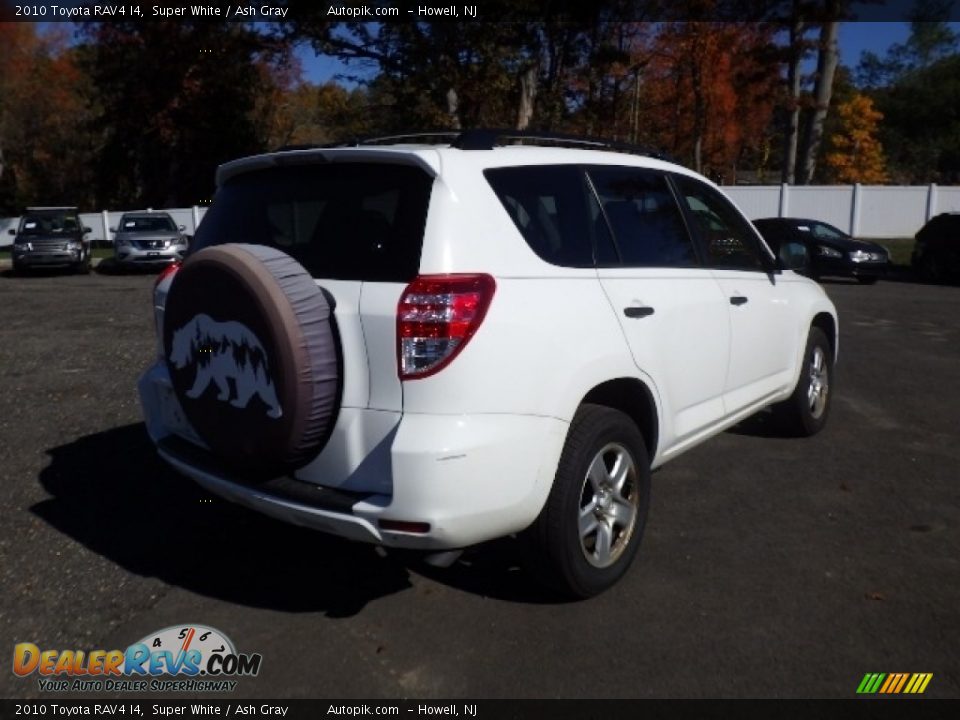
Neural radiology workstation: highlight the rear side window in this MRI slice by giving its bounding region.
[588,167,696,267]
[484,165,595,267]
[192,163,433,282]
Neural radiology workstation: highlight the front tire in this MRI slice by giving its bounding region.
[775,327,833,437]
[856,275,879,285]
[525,404,650,599]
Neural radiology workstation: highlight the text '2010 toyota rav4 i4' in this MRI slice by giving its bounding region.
[138,131,838,598]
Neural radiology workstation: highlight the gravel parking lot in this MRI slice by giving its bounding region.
[0,267,957,699]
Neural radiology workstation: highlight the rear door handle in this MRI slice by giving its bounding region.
[729,296,748,306]
[624,306,655,318]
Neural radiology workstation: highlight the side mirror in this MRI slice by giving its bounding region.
[779,241,809,272]
[178,225,186,232]
[83,226,93,234]
[109,227,117,233]
[7,229,15,235]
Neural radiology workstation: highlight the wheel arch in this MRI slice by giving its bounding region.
[812,311,838,362]
[579,378,659,461]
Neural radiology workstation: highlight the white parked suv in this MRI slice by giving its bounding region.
[138,131,838,597]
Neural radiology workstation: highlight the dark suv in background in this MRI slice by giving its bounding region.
[9,207,92,274]
[913,213,960,283]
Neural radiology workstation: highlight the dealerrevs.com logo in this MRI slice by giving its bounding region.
[13,624,262,693]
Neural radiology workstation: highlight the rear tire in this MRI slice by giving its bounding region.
[774,327,833,437]
[525,404,650,599]
[856,276,879,285]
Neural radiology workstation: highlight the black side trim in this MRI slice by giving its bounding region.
[157,435,374,513]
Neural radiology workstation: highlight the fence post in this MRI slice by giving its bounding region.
[779,183,789,217]
[850,183,862,237]
[101,210,110,245]
[926,183,938,221]
[192,205,200,234]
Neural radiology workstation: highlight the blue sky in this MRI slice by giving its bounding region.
[295,22,954,86]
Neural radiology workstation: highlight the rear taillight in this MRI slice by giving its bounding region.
[397,274,496,380]
[154,261,180,290]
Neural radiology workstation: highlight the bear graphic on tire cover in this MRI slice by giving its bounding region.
[169,312,283,419]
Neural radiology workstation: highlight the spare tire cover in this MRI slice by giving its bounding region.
[163,244,340,477]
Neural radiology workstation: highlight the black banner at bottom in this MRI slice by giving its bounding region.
[1,699,958,720]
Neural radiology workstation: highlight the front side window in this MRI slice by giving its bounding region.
[673,175,766,271]
[589,167,696,268]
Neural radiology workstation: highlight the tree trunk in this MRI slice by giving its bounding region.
[446,88,461,130]
[799,15,840,184]
[516,64,539,130]
[782,6,805,184]
[690,55,705,174]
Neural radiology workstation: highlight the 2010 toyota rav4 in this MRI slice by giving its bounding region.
[138,131,838,598]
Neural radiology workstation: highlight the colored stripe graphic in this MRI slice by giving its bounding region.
[858,673,932,694]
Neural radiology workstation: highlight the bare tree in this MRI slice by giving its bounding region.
[781,0,806,184]
[798,1,841,184]
[516,63,539,130]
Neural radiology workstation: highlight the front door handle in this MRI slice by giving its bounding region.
[624,306,655,318]
[729,296,748,306]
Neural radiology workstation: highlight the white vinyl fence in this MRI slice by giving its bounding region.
[3,185,960,247]
[722,184,960,238]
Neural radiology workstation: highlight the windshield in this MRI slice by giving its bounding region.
[808,222,848,241]
[18,211,80,236]
[119,215,177,233]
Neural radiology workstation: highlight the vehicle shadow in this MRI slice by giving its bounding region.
[95,257,164,275]
[817,265,958,287]
[33,423,560,611]
[32,423,413,618]
[0,266,80,279]
[398,538,568,605]
[726,408,793,439]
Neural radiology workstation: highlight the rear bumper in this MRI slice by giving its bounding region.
[138,362,565,549]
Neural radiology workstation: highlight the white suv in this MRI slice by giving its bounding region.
[138,131,837,597]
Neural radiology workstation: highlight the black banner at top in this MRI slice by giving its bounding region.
[2,0,960,23]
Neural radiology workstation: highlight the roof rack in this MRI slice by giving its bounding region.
[275,129,671,161]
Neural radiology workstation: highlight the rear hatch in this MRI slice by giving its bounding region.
[177,154,437,414]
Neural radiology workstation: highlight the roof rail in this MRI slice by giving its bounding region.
[453,128,671,160]
[274,129,671,161]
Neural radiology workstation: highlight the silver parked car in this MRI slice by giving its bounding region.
[112,212,189,267]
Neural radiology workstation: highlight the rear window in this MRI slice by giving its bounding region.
[192,162,433,282]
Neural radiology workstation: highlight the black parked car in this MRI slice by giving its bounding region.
[753,217,889,284]
[912,213,960,283]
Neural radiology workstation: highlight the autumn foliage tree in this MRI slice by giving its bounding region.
[81,21,294,208]
[824,94,889,183]
[640,22,779,182]
[0,24,95,212]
